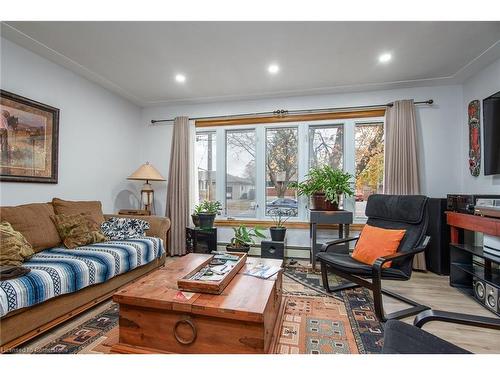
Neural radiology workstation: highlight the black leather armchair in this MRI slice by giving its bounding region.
[382,310,500,354]
[317,194,431,322]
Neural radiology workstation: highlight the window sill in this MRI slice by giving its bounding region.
[214,218,365,230]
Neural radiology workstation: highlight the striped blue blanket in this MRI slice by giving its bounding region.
[0,236,164,317]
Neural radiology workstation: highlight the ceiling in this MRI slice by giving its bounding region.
[2,21,500,107]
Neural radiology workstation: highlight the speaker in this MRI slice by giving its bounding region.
[425,198,450,275]
[473,278,486,302]
[261,240,285,259]
[485,284,499,312]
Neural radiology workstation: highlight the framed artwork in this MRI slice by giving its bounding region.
[0,90,59,183]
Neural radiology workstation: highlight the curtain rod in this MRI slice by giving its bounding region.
[150,99,434,124]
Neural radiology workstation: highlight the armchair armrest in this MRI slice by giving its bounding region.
[320,237,359,254]
[372,236,430,276]
[414,309,500,330]
[104,214,171,249]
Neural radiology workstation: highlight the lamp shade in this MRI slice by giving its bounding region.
[127,162,165,181]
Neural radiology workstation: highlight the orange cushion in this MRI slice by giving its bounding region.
[351,224,406,268]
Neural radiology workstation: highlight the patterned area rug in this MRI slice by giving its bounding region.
[17,264,384,354]
[281,265,384,353]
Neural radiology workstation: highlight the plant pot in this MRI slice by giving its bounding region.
[269,227,286,241]
[226,244,250,253]
[311,192,339,211]
[191,214,200,227]
[198,213,216,229]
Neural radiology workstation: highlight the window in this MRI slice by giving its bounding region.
[354,122,384,218]
[194,116,384,223]
[265,127,298,216]
[225,129,256,217]
[309,125,343,169]
[195,131,216,202]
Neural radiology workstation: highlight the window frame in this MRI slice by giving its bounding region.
[195,116,384,224]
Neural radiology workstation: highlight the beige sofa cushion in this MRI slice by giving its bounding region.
[0,203,61,252]
[52,198,105,229]
[0,222,35,266]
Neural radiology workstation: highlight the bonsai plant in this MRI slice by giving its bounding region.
[193,200,222,229]
[268,207,294,241]
[226,224,265,253]
[291,165,354,210]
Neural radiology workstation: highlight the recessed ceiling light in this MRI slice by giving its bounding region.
[268,64,280,74]
[378,53,392,63]
[175,74,186,83]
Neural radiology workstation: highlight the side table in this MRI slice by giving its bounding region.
[310,210,353,269]
[186,227,217,254]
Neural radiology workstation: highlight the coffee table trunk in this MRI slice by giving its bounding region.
[111,254,283,354]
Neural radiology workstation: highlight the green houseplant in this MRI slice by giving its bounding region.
[291,165,354,210]
[226,224,265,253]
[268,207,294,241]
[192,200,222,229]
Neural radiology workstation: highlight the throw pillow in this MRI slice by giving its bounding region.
[52,213,107,249]
[351,224,406,268]
[0,203,61,252]
[0,222,35,266]
[101,217,150,240]
[52,198,106,230]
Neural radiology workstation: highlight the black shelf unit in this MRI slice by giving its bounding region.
[450,243,500,317]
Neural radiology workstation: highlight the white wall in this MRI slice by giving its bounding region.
[0,38,145,213]
[142,84,463,211]
[461,57,500,194]
[5,35,491,216]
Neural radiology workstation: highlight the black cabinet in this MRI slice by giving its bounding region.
[186,227,217,254]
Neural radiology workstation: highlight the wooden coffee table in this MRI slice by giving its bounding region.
[111,254,283,354]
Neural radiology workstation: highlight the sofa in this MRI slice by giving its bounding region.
[0,199,171,351]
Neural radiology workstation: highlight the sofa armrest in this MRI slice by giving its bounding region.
[103,214,171,250]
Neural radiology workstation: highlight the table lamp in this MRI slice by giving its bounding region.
[127,162,165,214]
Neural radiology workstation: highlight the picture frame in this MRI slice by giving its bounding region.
[0,90,59,183]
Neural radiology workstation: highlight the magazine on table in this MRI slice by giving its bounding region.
[243,263,281,279]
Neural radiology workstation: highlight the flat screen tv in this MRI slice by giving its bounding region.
[483,91,500,175]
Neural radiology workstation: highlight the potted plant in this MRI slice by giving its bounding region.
[226,224,265,253]
[191,203,202,227]
[193,200,222,229]
[268,207,294,241]
[291,165,354,211]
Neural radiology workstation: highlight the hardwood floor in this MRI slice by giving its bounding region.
[15,257,500,354]
[382,271,500,354]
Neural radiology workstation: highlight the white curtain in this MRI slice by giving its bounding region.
[384,100,426,271]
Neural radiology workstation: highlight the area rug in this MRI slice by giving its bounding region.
[18,266,384,354]
[281,265,384,353]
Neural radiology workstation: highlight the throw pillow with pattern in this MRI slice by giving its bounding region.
[52,213,107,249]
[0,222,35,266]
[100,217,150,240]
